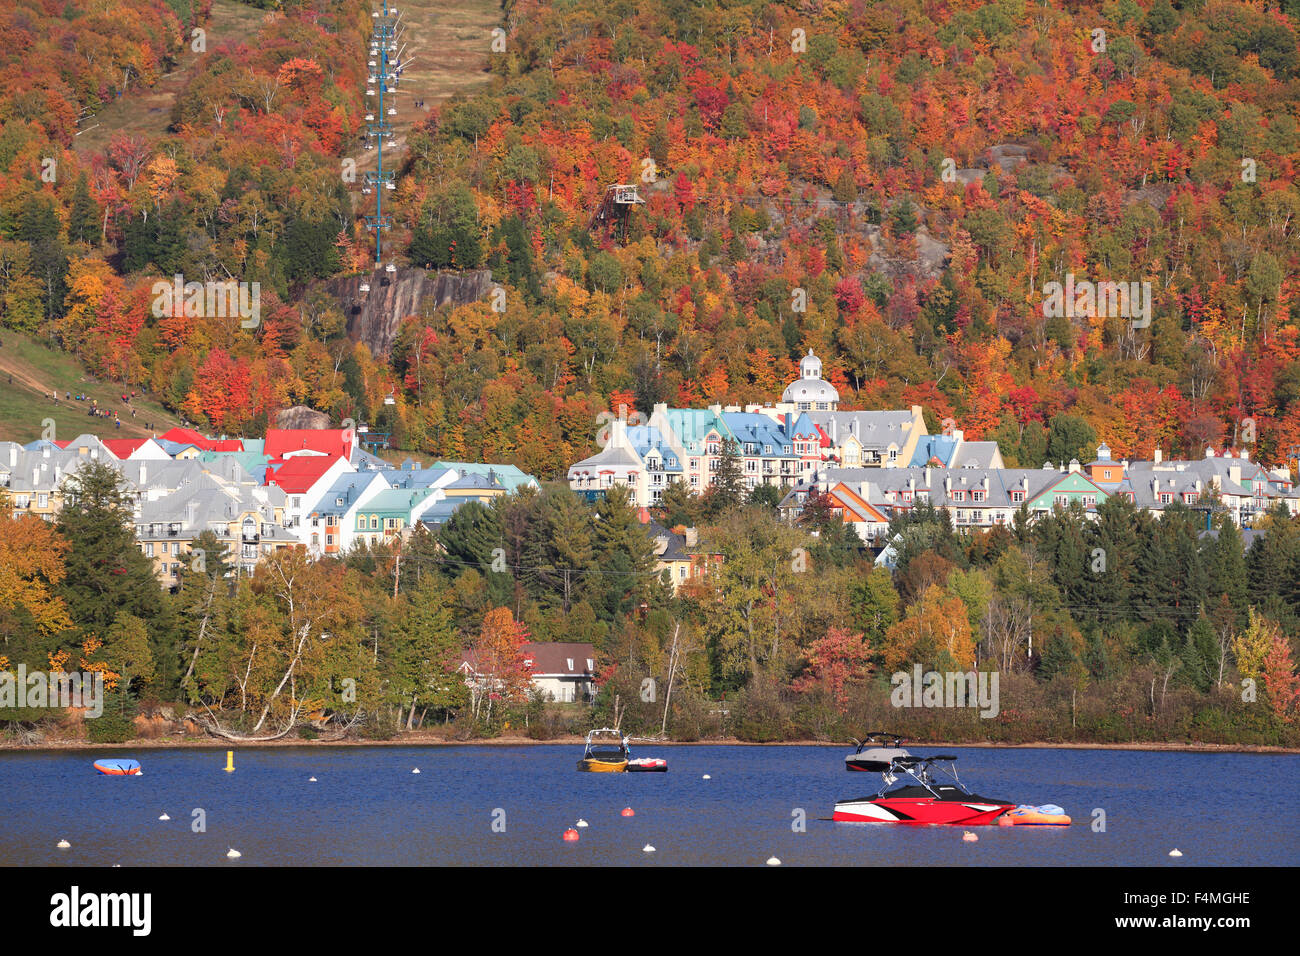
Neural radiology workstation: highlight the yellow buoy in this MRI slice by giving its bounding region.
[224,751,235,773]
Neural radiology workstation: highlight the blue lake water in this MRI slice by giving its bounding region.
[1,745,1294,866]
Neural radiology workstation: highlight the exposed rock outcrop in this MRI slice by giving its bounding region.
[276,405,332,430]
[324,266,494,359]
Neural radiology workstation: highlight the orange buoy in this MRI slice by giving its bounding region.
[620,807,635,817]
[562,828,580,842]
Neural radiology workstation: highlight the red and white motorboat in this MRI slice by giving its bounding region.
[833,754,1015,825]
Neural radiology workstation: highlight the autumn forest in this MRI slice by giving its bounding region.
[1,0,1299,745]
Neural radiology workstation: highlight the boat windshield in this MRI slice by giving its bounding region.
[879,756,970,797]
[583,730,629,758]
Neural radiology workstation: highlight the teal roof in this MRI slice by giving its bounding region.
[198,450,269,472]
[357,487,438,517]
[658,408,733,451]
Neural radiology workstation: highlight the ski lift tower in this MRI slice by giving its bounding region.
[590,183,645,244]
[362,2,403,270]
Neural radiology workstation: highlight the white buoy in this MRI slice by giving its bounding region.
[576,819,588,828]
[766,856,781,865]
[227,848,241,859]
[411,768,421,774]
[158,813,170,821]
[1170,848,1183,857]
[643,844,655,853]
[56,840,71,849]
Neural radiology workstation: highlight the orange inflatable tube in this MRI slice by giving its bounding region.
[998,804,1070,826]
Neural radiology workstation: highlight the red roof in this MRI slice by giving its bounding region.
[101,438,147,459]
[264,455,339,494]
[264,428,354,461]
[155,427,242,453]
[519,642,596,676]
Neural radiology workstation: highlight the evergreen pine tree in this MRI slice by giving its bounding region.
[55,460,162,637]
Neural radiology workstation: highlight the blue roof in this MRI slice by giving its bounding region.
[720,412,797,455]
[155,439,200,456]
[909,434,960,467]
[384,466,457,489]
[418,498,473,527]
[432,461,538,493]
[627,426,681,469]
[309,473,383,517]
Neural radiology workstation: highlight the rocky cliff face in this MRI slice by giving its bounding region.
[325,267,494,358]
[276,405,332,429]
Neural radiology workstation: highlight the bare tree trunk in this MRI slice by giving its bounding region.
[182,579,217,686]
[660,623,680,738]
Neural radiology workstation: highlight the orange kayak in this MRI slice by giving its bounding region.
[93,758,141,776]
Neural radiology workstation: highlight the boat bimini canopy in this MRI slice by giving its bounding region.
[846,731,911,771]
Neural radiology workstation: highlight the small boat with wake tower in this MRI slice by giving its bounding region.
[576,728,668,773]
[833,753,1016,825]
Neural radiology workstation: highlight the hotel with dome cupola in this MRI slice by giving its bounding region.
[565,348,1299,536]
[778,350,840,412]
[568,349,933,509]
